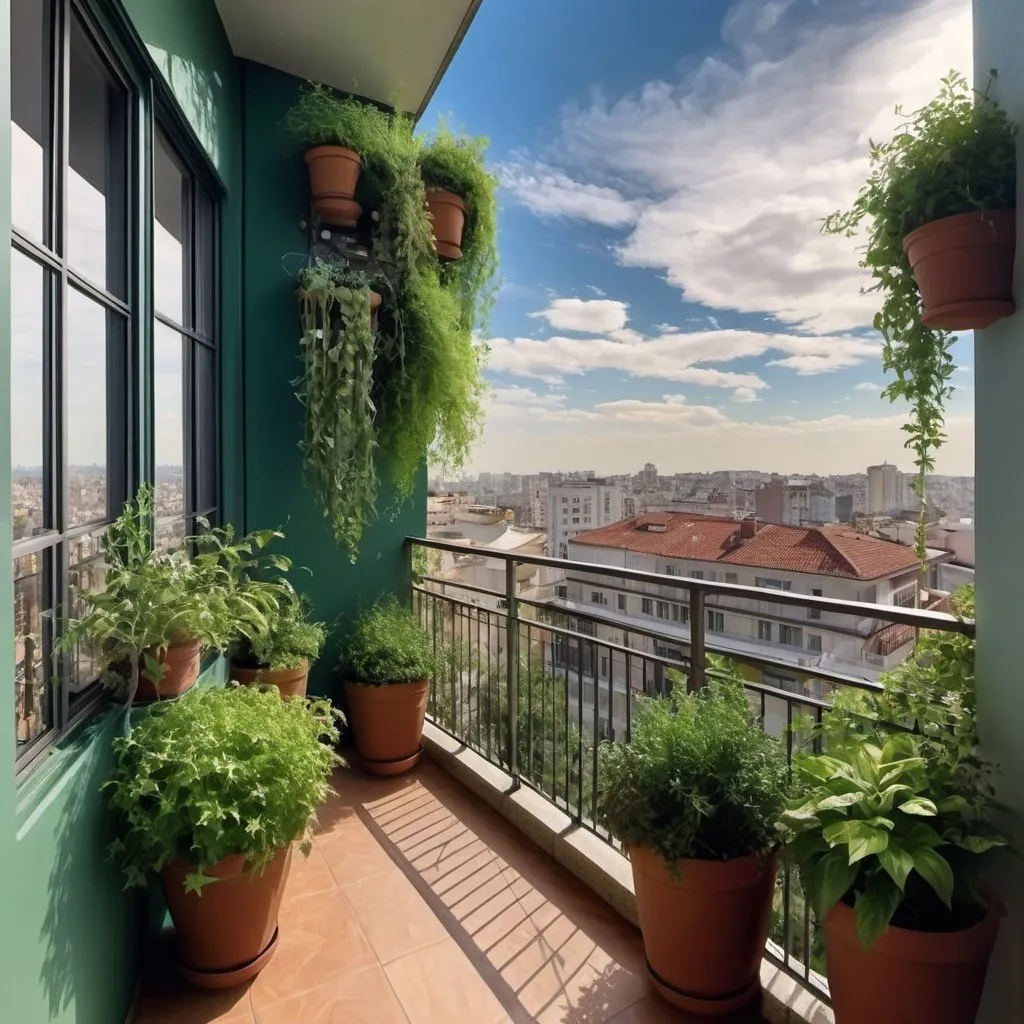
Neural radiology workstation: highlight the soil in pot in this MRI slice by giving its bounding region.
[135,638,202,703]
[425,189,466,260]
[343,679,429,775]
[825,896,1001,1024]
[229,660,309,700]
[628,845,776,1015]
[903,208,1016,330]
[305,146,362,227]
[161,846,293,989]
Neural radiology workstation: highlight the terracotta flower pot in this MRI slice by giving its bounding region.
[425,189,466,260]
[305,145,362,227]
[824,896,1001,1024]
[230,660,309,700]
[161,846,293,989]
[343,678,429,775]
[135,638,202,703]
[628,845,776,1015]
[903,208,1016,330]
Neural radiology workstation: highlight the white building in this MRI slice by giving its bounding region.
[545,479,624,559]
[867,463,909,513]
[549,513,951,740]
[755,478,836,526]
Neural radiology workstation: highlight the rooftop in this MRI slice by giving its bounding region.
[571,513,932,581]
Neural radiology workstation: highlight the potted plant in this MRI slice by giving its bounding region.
[230,594,327,699]
[780,587,1005,1024]
[105,686,341,988]
[823,72,1016,564]
[340,598,437,775]
[419,125,498,270]
[282,83,393,228]
[596,672,789,1015]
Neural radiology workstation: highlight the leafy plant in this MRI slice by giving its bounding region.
[782,587,1005,948]
[235,595,327,672]
[281,81,394,154]
[296,259,378,560]
[823,72,1016,561]
[597,677,789,864]
[105,686,341,891]
[340,597,436,684]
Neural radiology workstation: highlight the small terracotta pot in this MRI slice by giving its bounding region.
[230,660,309,700]
[825,896,1001,1024]
[369,290,382,311]
[425,189,466,260]
[903,208,1016,330]
[343,679,429,775]
[135,638,202,703]
[305,145,363,227]
[628,845,776,1015]
[161,846,293,989]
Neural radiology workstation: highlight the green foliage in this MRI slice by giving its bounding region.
[781,586,1005,948]
[341,597,436,684]
[597,678,789,863]
[105,686,341,891]
[56,487,288,691]
[296,259,378,560]
[240,595,327,672]
[823,73,1016,561]
[280,81,393,153]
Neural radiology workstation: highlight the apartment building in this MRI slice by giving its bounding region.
[546,479,624,558]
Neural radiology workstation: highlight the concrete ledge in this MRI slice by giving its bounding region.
[422,721,834,1024]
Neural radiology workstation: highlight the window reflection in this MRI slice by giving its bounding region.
[14,551,49,745]
[154,132,186,323]
[67,529,107,695]
[154,321,185,534]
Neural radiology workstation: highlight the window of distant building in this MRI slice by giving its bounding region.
[807,634,822,653]
[707,610,724,633]
[758,620,772,642]
[725,572,738,585]
[756,576,791,591]
[641,598,653,615]
[689,569,704,580]
[617,593,627,612]
[779,625,802,647]
[808,587,822,619]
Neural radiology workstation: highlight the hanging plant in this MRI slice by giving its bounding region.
[295,259,378,561]
[823,72,1016,562]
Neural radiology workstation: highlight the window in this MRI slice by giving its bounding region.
[809,587,822,620]
[707,610,724,633]
[561,496,568,504]
[572,516,579,525]
[641,598,653,615]
[665,563,679,576]
[600,656,609,678]
[758,620,773,642]
[153,129,218,548]
[12,3,132,762]
[756,576,792,591]
[857,585,878,604]
[893,583,917,608]
[590,591,606,606]
[807,634,822,653]
[779,625,803,647]
[690,569,704,580]
[555,585,567,599]
[657,601,670,619]
[725,572,738,585]
[616,593,627,612]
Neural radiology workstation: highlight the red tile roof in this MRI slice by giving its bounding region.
[570,515,923,581]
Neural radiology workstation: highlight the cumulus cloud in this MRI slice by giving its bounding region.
[501,0,970,333]
[731,386,761,403]
[854,381,883,392]
[532,297,629,334]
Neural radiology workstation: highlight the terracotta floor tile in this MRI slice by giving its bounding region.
[285,841,338,899]
[384,937,509,1024]
[341,868,449,963]
[254,965,410,1024]
[131,974,254,1024]
[251,889,377,1013]
[316,818,398,885]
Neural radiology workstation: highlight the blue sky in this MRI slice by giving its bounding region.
[422,0,975,477]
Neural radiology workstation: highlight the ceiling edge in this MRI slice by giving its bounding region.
[413,0,485,122]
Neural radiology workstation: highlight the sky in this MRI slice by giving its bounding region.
[422,0,976,477]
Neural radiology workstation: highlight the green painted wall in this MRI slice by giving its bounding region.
[239,59,426,700]
[972,4,1024,1019]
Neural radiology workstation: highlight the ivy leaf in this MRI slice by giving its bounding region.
[184,871,219,895]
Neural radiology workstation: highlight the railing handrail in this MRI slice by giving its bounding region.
[408,536,974,636]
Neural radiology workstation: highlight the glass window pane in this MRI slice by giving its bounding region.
[11,250,47,540]
[67,528,107,695]
[154,322,185,529]
[154,132,187,323]
[67,288,126,527]
[11,0,51,243]
[68,14,127,297]
[196,189,215,339]
[195,343,216,511]
[14,549,51,747]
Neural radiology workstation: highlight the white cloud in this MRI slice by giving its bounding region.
[957,365,973,373]
[732,386,760,403]
[854,381,883,392]
[503,0,971,333]
[585,284,607,297]
[495,160,641,227]
[532,297,629,334]
[486,327,878,384]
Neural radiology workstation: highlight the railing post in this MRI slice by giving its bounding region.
[690,587,706,690]
[505,558,519,787]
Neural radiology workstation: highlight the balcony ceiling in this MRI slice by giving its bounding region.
[214,0,482,117]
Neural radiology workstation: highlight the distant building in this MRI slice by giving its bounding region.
[546,479,624,558]
[755,478,836,526]
[867,463,908,514]
[835,494,854,523]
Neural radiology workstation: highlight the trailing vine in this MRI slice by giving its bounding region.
[823,72,1016,563]
[295,259,378,560]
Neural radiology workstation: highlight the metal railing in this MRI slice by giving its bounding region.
[407,536,974,1001]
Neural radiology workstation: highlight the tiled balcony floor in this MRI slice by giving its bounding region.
[133,756,768,1023]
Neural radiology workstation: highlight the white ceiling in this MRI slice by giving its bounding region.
[215,0,482,117]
